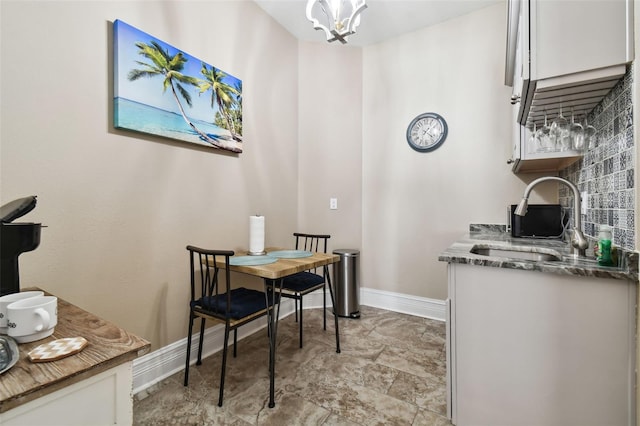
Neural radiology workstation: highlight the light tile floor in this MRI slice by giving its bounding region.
[133,306,451,425]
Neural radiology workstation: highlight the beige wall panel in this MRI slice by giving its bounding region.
[297,42,363,252]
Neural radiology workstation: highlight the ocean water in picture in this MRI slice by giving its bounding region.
[114,98,233,147]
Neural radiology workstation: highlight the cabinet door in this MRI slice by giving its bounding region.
[445,297,452,421]
[511,0,530,124]
[450,263,636,426]
[511,102,521,166]
[532,0,633,81]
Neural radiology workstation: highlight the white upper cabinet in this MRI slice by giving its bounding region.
[532,0,632,82]
[505,0,634,173]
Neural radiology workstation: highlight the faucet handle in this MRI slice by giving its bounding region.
[572,228,589,253]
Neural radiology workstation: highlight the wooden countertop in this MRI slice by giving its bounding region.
[0,289,150,413]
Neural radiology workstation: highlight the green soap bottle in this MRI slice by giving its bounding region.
[597,225,614,266]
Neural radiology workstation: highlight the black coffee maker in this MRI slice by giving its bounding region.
[0,196,42,296]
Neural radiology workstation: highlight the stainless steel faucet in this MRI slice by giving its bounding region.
[514,176,588,257]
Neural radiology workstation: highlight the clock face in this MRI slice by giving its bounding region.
[406,113,448,152]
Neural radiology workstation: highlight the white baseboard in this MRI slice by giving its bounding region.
[132,288,445,395]
[359,287,446,321]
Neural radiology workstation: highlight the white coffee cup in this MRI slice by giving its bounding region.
[0,291,44,334]
[7,296,57,343]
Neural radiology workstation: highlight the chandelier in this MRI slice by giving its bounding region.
[306,0,368,44]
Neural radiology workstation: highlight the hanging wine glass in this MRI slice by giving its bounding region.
[551,105,570,151]
[569,108,584,151]
[583,116,597,151]
[528,122,539,154]
[536,112,554,152]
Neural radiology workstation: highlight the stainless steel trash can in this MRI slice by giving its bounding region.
[333,249,360,318]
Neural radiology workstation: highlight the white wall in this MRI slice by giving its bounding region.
[361,3,551,300]
[297,42,363,251]
[1,0,299,349]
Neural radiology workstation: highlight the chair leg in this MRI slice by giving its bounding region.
[184,312,195,386]
[197,317,206,365]
[323,282,327,331]
[299,295,304,348]
[326,275,341,353]
[218,323,230,407]
[233,328,238,358]
[294,299,299,323]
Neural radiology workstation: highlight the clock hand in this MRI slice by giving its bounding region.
[425,122,437,133]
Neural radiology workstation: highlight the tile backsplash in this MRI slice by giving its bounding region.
[560,65,635,250]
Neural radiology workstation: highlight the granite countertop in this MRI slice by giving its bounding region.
[439,225,638,282]
[0,288,150,413]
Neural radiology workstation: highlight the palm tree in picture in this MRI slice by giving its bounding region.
[232,80,242,139]
[199,63,241,142]
[127,41,240,153]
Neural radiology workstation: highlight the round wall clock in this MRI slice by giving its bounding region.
[406,112,448,152]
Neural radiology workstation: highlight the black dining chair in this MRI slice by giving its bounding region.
[183,245,276,407]
[277,233,340,352]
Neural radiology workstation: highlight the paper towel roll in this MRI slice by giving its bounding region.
[249,215,265,255]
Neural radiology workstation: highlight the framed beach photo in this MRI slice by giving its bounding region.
[113,20,243,153]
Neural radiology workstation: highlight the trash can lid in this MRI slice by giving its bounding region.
[333,249,360,256]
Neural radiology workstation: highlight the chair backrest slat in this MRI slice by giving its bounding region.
[292,233,330,274]
[293,232,330,253]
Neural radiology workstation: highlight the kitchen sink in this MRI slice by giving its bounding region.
[470,245,562,262]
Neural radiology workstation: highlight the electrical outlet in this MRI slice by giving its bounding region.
[330,198,338,210]
[581,191,588,211]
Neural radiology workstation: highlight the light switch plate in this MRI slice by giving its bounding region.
[330,198,338,210]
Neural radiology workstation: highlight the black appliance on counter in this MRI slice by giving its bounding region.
[0,196,42,296]
[509,204,565,239]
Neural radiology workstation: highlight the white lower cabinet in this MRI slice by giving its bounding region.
[447,263,636,426]
[0,362,134,425]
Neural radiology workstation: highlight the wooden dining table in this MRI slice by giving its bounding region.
[216,247,340,408]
